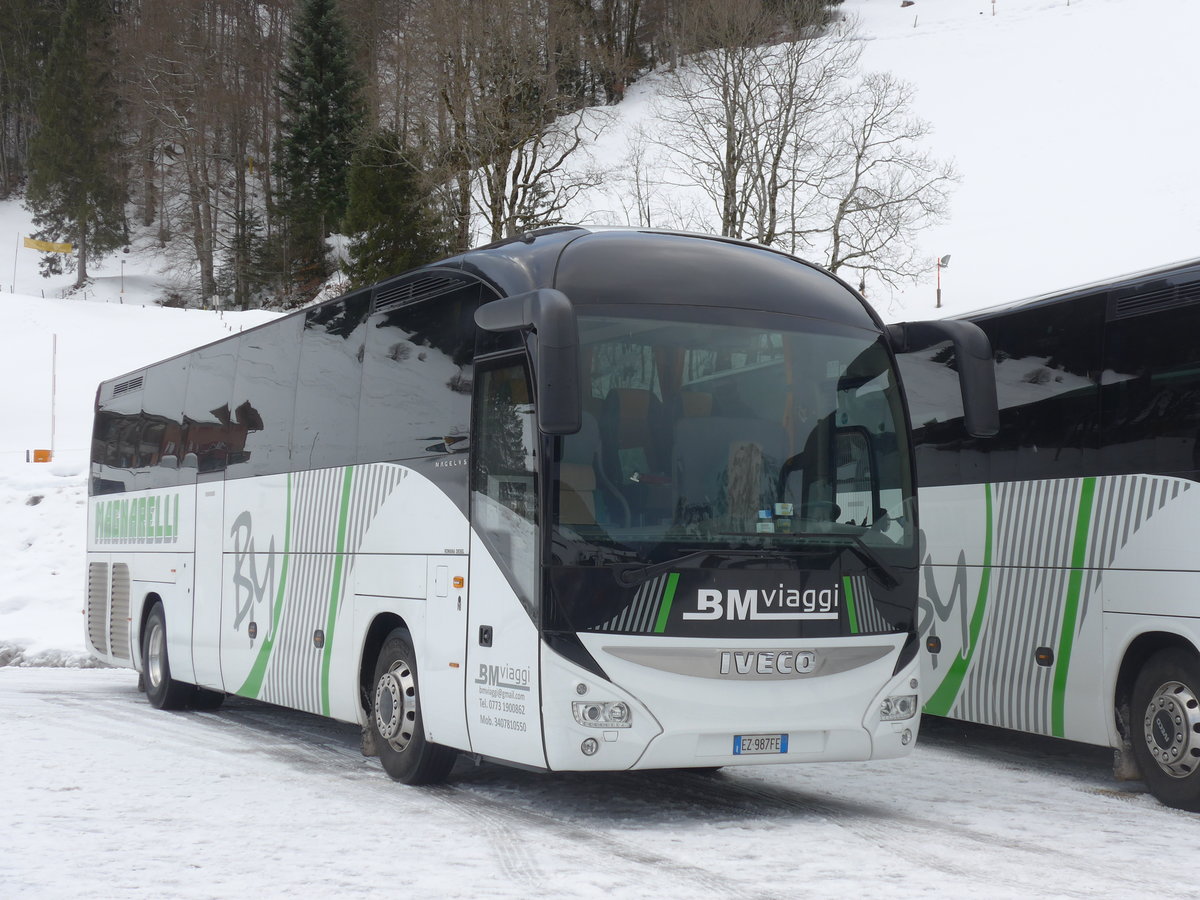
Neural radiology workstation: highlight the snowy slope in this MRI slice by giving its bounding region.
[845,0,1200,317]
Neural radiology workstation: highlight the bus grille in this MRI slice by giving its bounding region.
[87,562,109,656]
[1111,280,1200,319]
[109,564,131,661]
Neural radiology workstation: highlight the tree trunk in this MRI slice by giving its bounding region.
[75,212,88,288]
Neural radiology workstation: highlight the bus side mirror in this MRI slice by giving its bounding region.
[888,319,999,438]
[475,289,582,435]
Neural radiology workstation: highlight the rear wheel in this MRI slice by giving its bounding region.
[190,686,226,710]
[141,603,191,710]
[370,628,456,785]
[1131,648,1200,811]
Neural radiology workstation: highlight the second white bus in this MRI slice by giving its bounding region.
[902,257,1200,810]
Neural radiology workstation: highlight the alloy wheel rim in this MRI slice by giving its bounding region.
[375,659,417,752]
[147,620,165,689]
[1144,679,1200,778]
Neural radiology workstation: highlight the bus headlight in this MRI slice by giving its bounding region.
[880,694,918,722]
[572,701,632,728]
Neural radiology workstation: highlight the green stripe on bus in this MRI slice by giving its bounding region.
[924,482,993,716]
[237,473,293,699]
[653,572,680,634]
[320,466,356,716]
[1052,477,1097,738]
[842,576,859,634]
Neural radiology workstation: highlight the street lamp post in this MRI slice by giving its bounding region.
[120,259,125,296]
[936,254,951,308]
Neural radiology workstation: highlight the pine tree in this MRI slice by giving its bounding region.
[344,132,451,289]
[274,0,365,295]
[24,0,124,287]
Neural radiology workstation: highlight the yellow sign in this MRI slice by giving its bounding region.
[23,236,73,253]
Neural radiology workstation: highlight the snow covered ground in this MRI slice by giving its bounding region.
[2,666,1190,900]
[5,0,1200,894]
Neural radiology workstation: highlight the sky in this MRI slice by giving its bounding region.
[3,1,1200,894]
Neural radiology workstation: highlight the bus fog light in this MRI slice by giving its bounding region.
[880,694,918,721]
[581,738,599,756]
[572,701,632,728]
[901,728,913,745]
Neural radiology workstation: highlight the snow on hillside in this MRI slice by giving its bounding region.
[0,204,278,664]
[3,0,1196,663]
[846,0,1200,317]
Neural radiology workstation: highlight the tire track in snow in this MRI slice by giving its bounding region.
[670,770,1176,897]
[437,781,779,899]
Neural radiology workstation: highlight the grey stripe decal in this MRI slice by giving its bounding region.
[941,474,1191,737]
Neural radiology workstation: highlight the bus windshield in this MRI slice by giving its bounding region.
[553,308,914,567]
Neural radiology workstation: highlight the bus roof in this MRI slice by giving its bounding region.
[959,255,1200,321]
[96,227,881,391]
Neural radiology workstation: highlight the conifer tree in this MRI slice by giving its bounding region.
[344,133,450,288]
[25,0,124,287]
[275,0,365,295]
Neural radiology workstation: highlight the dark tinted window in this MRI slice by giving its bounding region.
[91,373,146,495]
[91,360,191,495]
[227,316,302,479]
[359,284,484,464]
[1103,300,1200,479]
[904,294,1104,486]
[293,291,369,471]
[140,357,189,488]
[182,341,240,477]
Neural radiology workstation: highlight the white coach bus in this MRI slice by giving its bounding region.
[900,257,1200,811]
[86,228,997,784]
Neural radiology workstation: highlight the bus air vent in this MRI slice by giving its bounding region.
[111,375,145,398]
[1110,280,1200,320]
[87,562,109,656]
[109,564,131,661]
[372,274,466,314]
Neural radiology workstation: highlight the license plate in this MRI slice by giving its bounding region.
[733,733,789,755]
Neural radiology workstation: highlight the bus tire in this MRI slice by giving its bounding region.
[190,686,226,710]
[370,628,456,785]
[1131,648,1200,811]
[141,603,191,711]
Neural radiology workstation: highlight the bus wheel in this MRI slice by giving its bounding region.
[1131,648,1200,811]
[190,686,226,711]
[370,628,456,785]
[141,603,191,711]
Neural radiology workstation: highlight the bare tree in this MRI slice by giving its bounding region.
[422,0,613,246]
[118,0,288,306]
[649,2,954,291]
[654,1,858,242]
[817,72,957,288]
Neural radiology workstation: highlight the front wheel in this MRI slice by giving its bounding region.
[141,603,191,710]
[1131,648,1200,811]
[370,628,456,785]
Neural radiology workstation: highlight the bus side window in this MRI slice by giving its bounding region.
[359,283,482,464]
[182,342,239,478]
[227,317,302,480]
[293,292,369,471]
[1103,302,1200,479]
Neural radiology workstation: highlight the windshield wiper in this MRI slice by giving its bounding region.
[784,533,899,590]
[613,549,791,588]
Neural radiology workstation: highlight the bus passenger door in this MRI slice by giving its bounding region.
[191,475,225,690]
[465,359,545,768]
